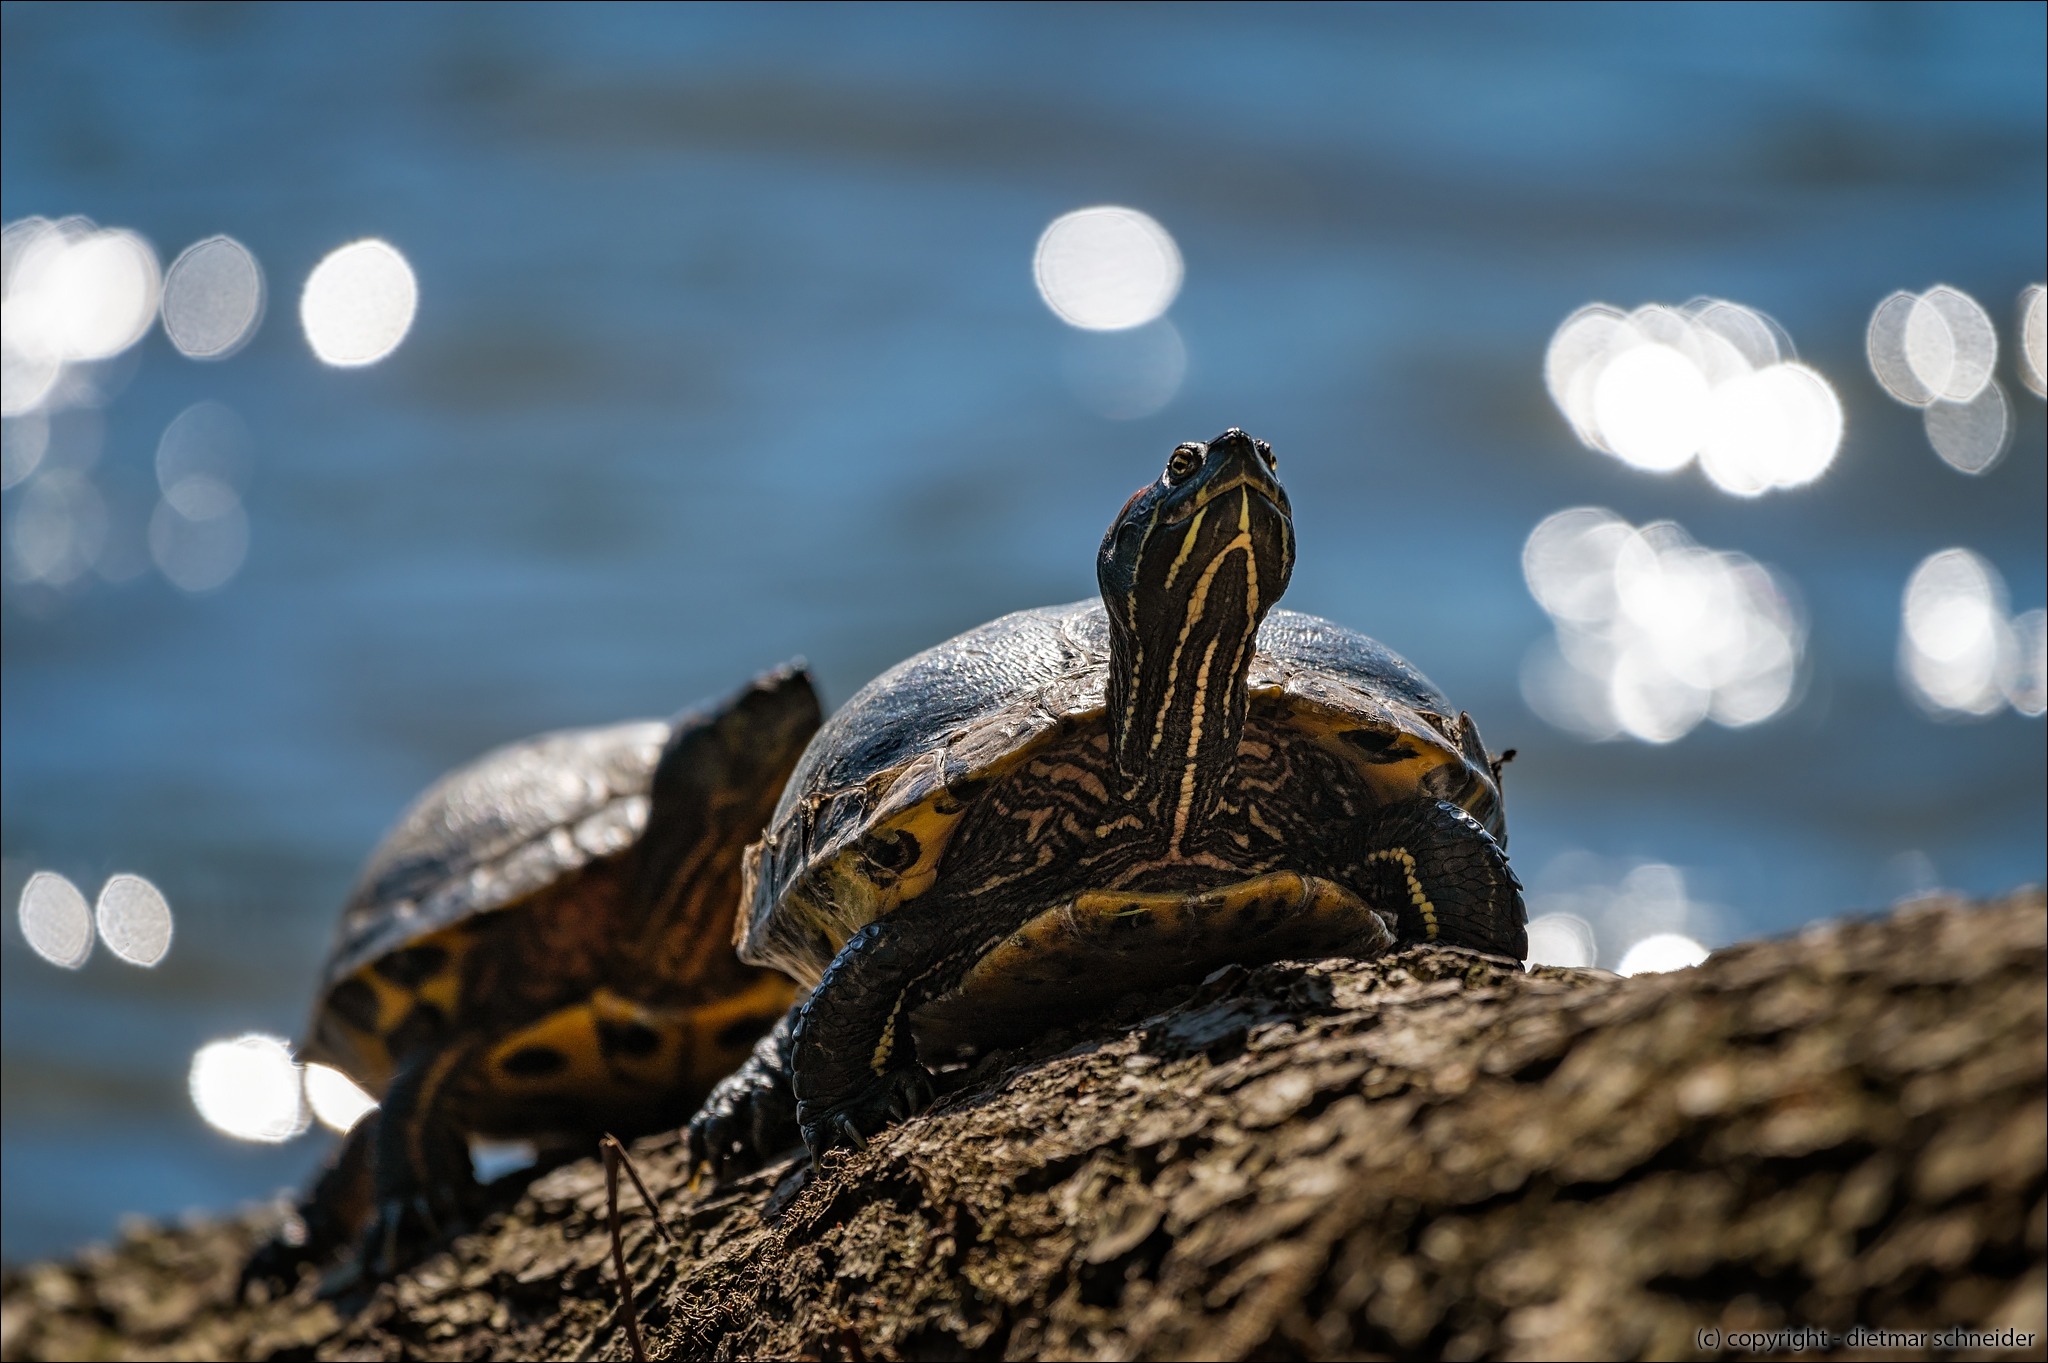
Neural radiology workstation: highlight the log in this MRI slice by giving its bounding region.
[3,889,2043,1362]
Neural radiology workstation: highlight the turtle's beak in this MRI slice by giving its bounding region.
[1168,428,1287,526]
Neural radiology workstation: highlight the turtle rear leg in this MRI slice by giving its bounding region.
[1350,797,1526,960]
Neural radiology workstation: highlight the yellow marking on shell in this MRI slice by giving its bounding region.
[681,971,796,1090]
[1366,846,1437,939]
[1270,697,1477,811]
[319,926,480,1092]
[478,979,787,1106]
[944,871,1388,1011]
[485,1002,629,1097]
[411,935,470,1019]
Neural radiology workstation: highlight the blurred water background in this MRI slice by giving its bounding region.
[3,2,2042,1260]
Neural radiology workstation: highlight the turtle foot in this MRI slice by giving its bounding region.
[687,1009,803,1181]
[317,1186,471,1295]
[797,1065,933,1163]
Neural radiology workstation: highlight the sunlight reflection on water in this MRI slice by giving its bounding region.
[1062,318,1187,420]
[1867,285,2015,475]
[2020,286,2046,399]
[1545,299,1840,495]
[2,217,161,418]
[1524,854,1725,975]
[1899,548,2042,721]
[17,871,93,970]
[189,1035,309,1144]
[304,1063,378,1135]
[300,239,418,368]
[93,873,173,968]
[1521,509,1804,743]
[161,236,265,361]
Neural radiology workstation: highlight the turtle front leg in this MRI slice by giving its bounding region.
[239,1109,377,1296]
[686,1005,805,1179]
[1349,797,1527,960]
[789,918,956,1161]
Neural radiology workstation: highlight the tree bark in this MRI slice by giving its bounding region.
[4,890,2043,1362]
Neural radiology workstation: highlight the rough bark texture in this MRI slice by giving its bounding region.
[4,890,2043,1362]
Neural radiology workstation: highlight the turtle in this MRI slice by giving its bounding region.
[244,663,821,1287]
[687,429,1525,1173]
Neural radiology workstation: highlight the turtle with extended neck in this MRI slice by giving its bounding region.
[689,430,1525,1171]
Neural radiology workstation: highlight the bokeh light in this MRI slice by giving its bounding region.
[2019,285,2045,399]
[1868,285,1998,404]
[1544,298,1840,494]
[1920,378,2012,475]
[2006,610,2047,718]
[1,411,49,490]
[149,401,254,593]
[156,400,253,501]
[1523,854,1728,973]
[17,871,93,969]
[1524,912,1597,969]
[2,217,161,417]
[1521,509,1805,743]
[1062,318,1187,419]
[1616,932,1709,976]
[1033,206,1182,331]
[304,1063,378,1135]
[93,873,173,967]
[6,469,107,588]
[188,1035,309,1143]
[300,238,418,367]
[1898,548,2041,721]
[161,236,265,360]
[1867,285,2014,475]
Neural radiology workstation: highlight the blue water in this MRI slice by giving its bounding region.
[3,2,2043,1260]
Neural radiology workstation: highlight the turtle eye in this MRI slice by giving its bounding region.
[1165,445,1202,481]
[1254,440,1276,470]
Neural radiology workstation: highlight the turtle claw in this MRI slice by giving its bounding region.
[798,1065,933,1162]
[685,1011,803,1182]
[317,1188,467,1295]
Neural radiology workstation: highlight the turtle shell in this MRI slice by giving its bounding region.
[738,600,1504,985]
[301,721,671,1087]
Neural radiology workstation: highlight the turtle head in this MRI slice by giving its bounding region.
[1096,429,1295,816]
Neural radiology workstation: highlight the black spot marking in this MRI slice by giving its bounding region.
[1341,729,1416,764]
[386,1002,447,1059]
[502,1045,569,1077]
[598,1019,663,1058]
[372,943,448,990]
[859,828,921,881]
[713,1016,770,1052]
[327,977,379,1033]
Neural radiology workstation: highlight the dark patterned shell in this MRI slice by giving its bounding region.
[320,722,668,993]
[739,600,1504,984]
